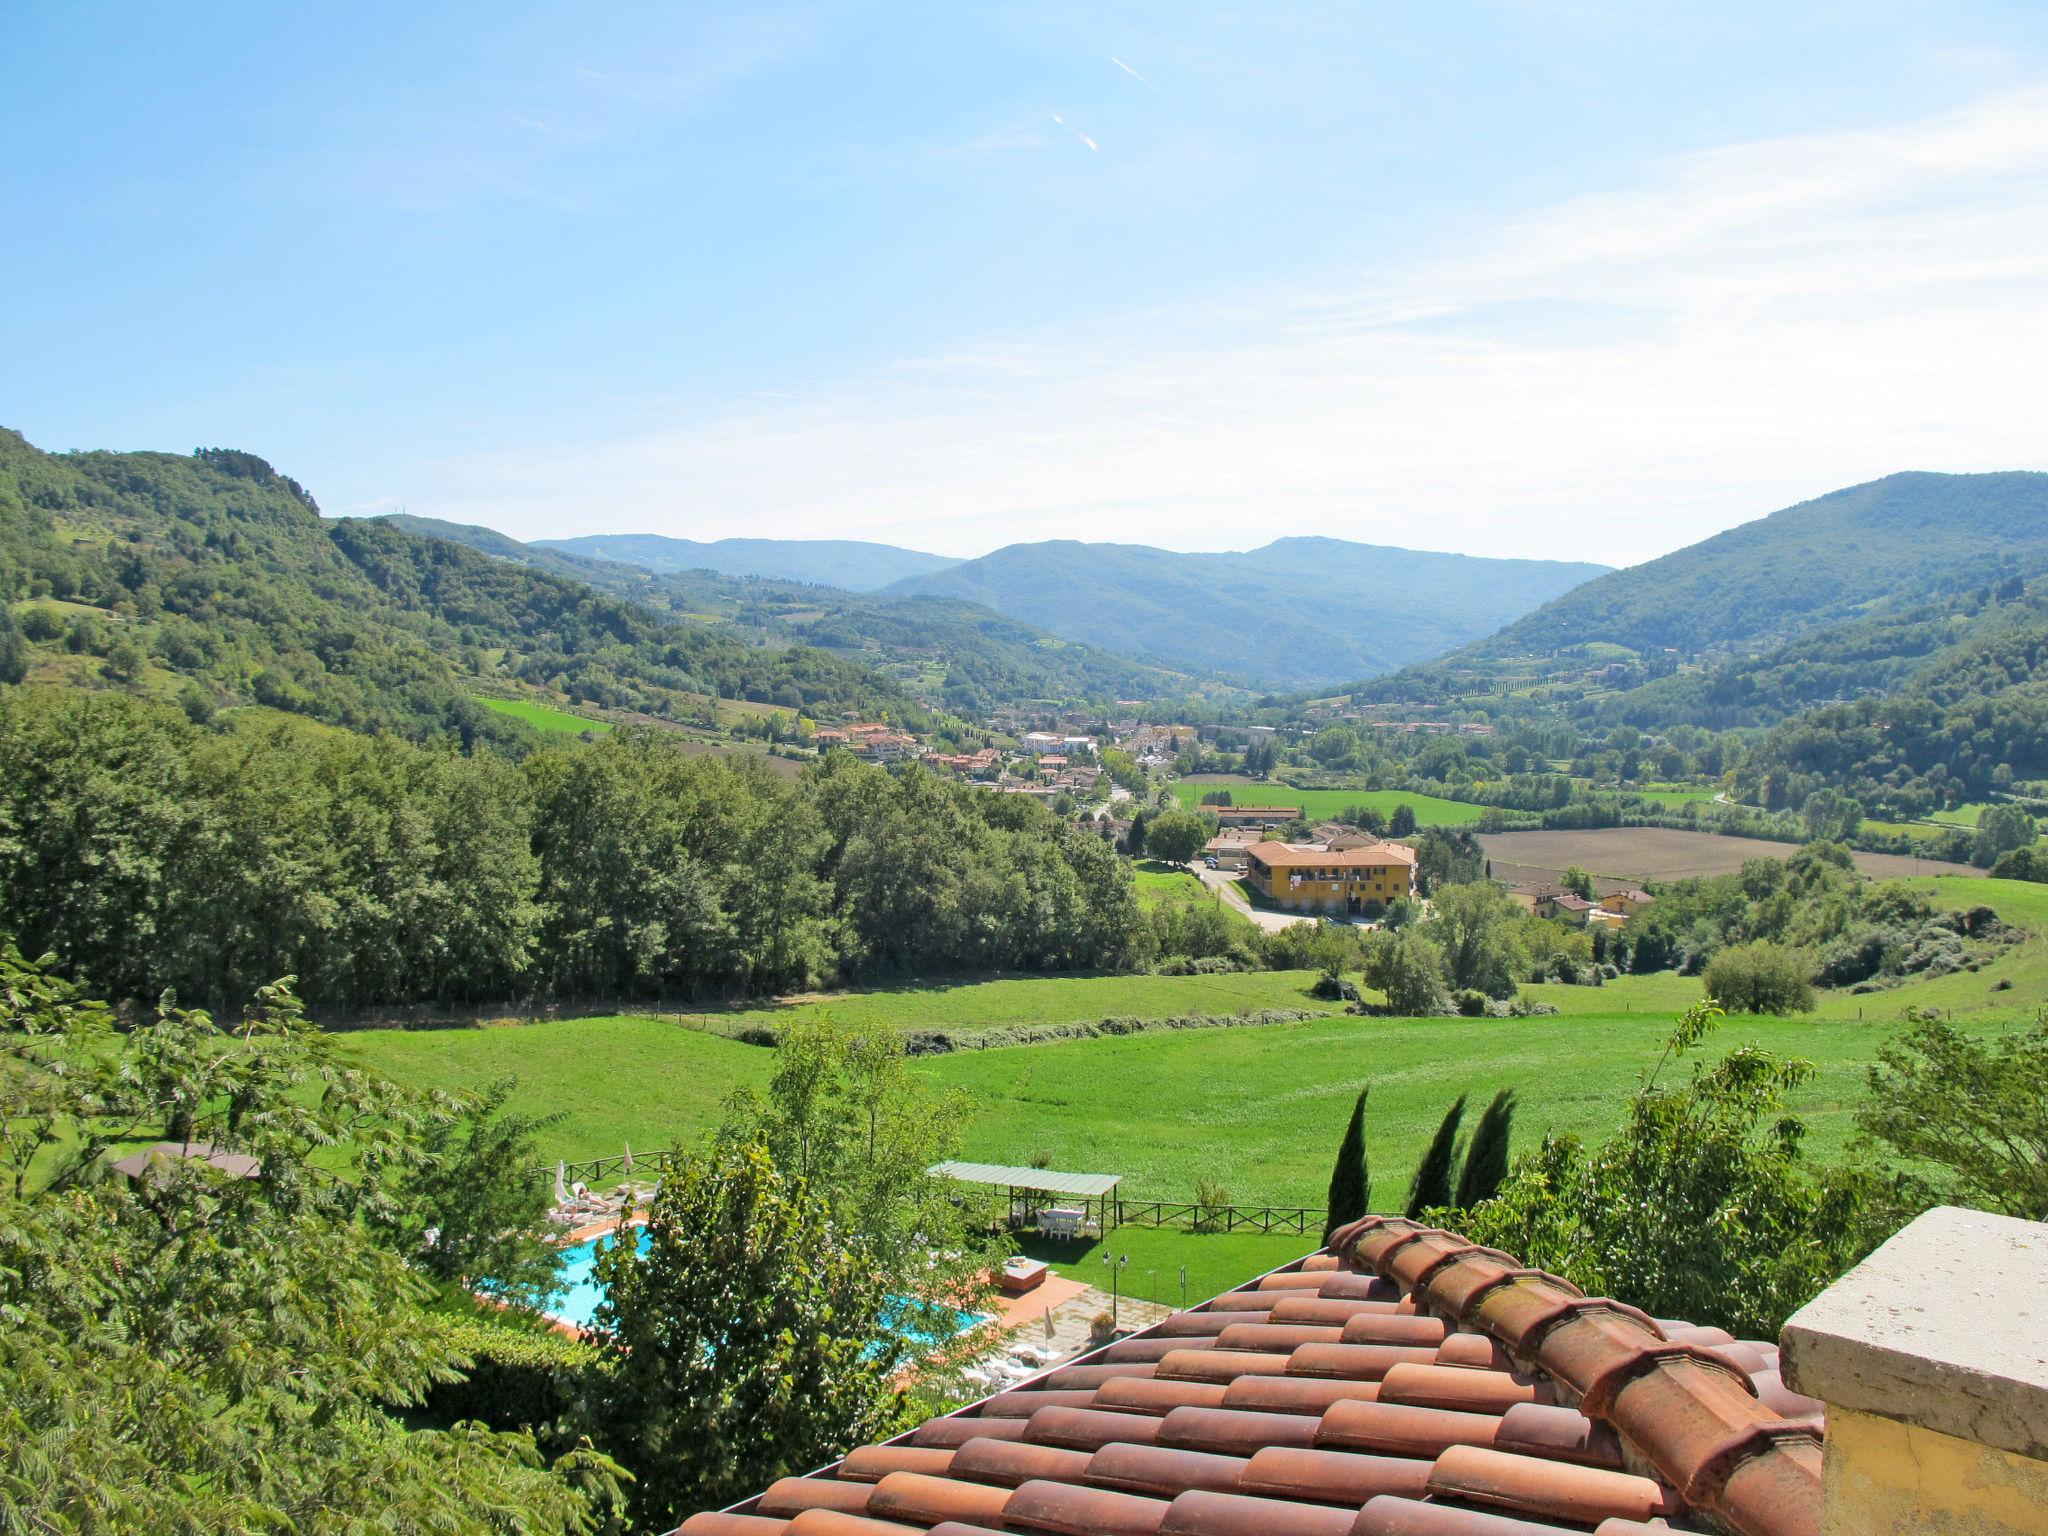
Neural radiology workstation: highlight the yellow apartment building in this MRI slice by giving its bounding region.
[1243,841,1418,914]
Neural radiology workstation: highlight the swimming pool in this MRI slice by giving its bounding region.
[540,1227,993,1348]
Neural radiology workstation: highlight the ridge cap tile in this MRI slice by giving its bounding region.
[691,1236,1826,1536]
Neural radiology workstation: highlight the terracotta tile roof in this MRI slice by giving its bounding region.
[676,1214,1826,1536]
[1247,843,1419,870]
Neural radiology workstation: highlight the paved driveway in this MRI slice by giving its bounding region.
[1190,864,1320,932]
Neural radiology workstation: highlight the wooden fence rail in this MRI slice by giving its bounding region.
[537,1151,1328,1236]
[1110,1199,1325,1235]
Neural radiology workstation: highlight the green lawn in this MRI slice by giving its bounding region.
[1928,803,1990,827]
[1016,1227,1314,1308]
[473,696,614,734]
[1636,785,1721,807]
[338,875,2048,1299]
[1170,783,1484,825]
[1133,861,1208,902]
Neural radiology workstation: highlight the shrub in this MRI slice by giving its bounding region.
[422,1314,602,1446]
[1703,941,1815,1015]
[1454,989,1489,1017]
[1457,1004,1879,1336]
[1859,1016,2048,1220]
[1990,846,2048,883]
[1192,1178,1232,1233]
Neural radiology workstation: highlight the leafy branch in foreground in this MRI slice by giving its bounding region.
[1449,1002,1880,1336]
[0,943,624,1535]
[1857,1013,2048,1221]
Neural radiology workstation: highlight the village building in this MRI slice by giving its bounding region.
[1542,891,1596,925]
[1244,841,1418,914]
[1213,804,1302,829]
[1600,887,1656,917]
[1019,731,1062,755]
[1201,829,1263,871]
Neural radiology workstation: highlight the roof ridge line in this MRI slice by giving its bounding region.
[1330,1215,1824,1536]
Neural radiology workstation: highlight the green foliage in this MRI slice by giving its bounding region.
[1413,827,1484,895]
[0,429,918,746]
[1734,616,2048,820]
[1801,787,1864,844]
[1427,882,1528,999]
[1972,804,2038,868]
[397,1079,563,1308]
[1144,808,1212,865]
[0,945,623,1533]
[1456,1003,1878,1336]
[1405,1095,1467,1218]
[1560,865,1595,899]
[1454,1088,1516,1209]
[1704,940,1817,1015]
[1614,844,2000,994]
[1323,1086,1371,1240]
[1857,1017,2048,1220]
[1990,845,2048,882]
[1368,928,1453,1017]
[424,1313,604,1445]
[588,1136,907,1527]
[736,1013,1002,1308]
[0,692,1138,1008]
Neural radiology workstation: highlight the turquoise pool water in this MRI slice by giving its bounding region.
[541,1227,993,1348]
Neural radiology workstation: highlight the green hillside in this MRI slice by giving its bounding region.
[1356,472,2048,720]
[385,512,1223,711]
[884,536,1608,691]
[1477,471,2048,660]
[0,429,920,744]
[537,532,961,591]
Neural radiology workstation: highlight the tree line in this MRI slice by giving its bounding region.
[0,689,1138,1011]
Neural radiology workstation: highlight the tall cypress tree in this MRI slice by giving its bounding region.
[1322,1086,1372,1243]
[1405,1094,1467,1219]
[1453,1088,1517,1210]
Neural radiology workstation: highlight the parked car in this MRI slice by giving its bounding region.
[1205,857,1218,868]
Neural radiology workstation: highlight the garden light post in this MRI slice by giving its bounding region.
[1103,1252,1128,1326]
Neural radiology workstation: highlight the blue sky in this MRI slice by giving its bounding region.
[6,2,2048,562]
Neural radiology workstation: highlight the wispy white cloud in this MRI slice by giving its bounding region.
[1051,112,1100,152]
[1110,56,1161,94]
[423,84,2048,562]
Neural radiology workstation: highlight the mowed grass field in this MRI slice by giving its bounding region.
[339,877,2048,1296]
[1170,781,1484,825]
[474,695,614,734]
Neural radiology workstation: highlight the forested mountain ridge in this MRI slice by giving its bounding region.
[382,511,1225,711]
[1731,594,2048,815]
[882,536,1609,690]
[0,429,921,745]
[1475,471,2048,660]
[537,531,960,590]
[1352,471,2048,727]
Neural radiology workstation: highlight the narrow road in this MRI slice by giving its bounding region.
[1190,864,1318,932]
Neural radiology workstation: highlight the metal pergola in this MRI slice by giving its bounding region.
[928,1159,1124,1232]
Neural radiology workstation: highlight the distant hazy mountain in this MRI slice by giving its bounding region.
[382,514,1220,710]
[536,534,960,592]
[883,537,1609,691]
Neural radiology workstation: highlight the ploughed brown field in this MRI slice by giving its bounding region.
[1477,827,1982,887]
